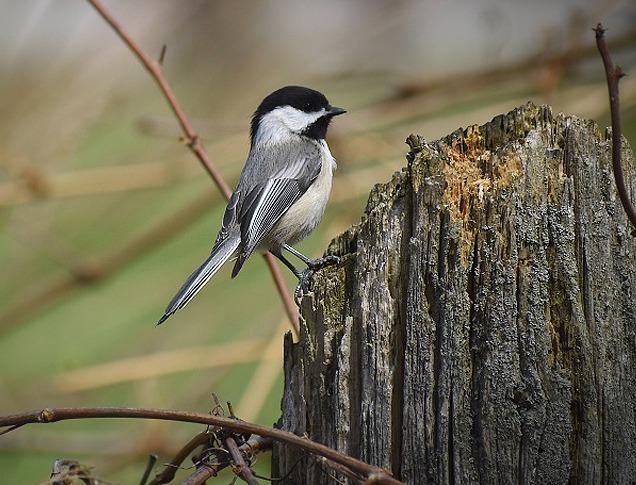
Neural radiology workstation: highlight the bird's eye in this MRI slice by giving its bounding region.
[304,102,312,110]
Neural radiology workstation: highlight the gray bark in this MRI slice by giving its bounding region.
[272,103,636,484]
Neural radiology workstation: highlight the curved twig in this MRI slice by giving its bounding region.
[224,436,259,485]
[181,436,272,485]
[594,23,636,230]
[180,466,218,485]
[149,431,212,485]
[140,454,159,485]
[0,407,403,485]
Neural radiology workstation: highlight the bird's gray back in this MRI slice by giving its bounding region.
[237,136,322,192]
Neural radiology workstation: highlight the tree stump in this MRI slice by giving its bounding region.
[272,103,636,484]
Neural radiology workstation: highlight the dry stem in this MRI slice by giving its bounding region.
[0,407,402,484]
[595,23,636,230]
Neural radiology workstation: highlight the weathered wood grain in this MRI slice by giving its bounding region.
[273,103,636,484]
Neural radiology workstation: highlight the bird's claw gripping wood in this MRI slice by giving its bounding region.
[157,86,345,326]
[308,254,340,271]
[294,254,340,301]
[294,268,314,301]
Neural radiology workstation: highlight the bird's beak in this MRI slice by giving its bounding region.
[326,106,347,117]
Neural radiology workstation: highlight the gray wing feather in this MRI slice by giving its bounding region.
[215,189,240,245]
[158,233,240,324]
[158,189,242,324]
[231,142,322,276]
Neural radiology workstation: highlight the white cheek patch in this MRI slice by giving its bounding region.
[276,106,326,132]
[256,106,326,145]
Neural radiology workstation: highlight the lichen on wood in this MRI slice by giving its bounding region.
[273,103,636,484]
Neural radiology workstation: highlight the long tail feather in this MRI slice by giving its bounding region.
[157,236,240,325]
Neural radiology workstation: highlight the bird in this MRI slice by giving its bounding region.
[157,85,346,325]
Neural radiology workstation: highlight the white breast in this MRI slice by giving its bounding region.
[267,140,336,248]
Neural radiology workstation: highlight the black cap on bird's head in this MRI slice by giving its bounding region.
[250,85,346,144]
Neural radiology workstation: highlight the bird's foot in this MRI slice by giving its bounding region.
[307,254,340,271]
[294,268,315,302]
[293,255,341,302]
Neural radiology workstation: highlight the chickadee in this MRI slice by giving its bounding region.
[158,86,346,324]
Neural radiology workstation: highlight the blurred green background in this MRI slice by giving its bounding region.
[1,0,635,483]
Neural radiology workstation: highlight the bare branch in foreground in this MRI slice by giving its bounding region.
[595,23,636,230]
[85,0,299,335]
[180,436,273,485]
[224,436,259,485]
[148,432,212,485]
[140,454,158,485]
[0,407,403,484]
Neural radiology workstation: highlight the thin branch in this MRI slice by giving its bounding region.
[140,454,158,485]
[85,0,299,335]
[149,432,212,485]
[180,466,218,485]
[0,407,402,484]
[314,455,365,484]
[85,0,227,194]
[225,436,259,485]
[0,424,23,436]
[594,23,636,230]
[181,436,272,485]
[158,45,167,66]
